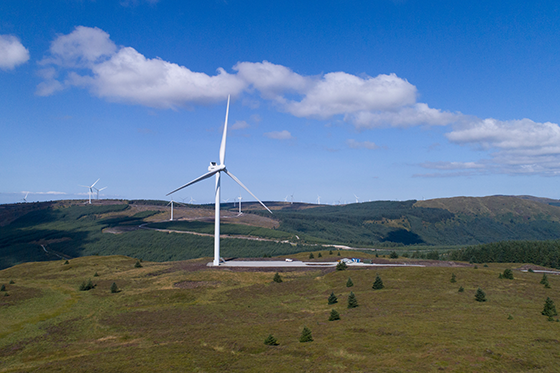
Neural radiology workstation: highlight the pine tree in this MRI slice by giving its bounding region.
[458,286,464,292]
[318,252,322,258]
[299,326,313,342]
[329,250,333,255]
[110,282,119,293]
[502,269,514,280]
[309,253,314,259]
[540,273,549,285]
[337,251,341,256]
[372,275,384,290]
[545,281,551,289]
[9,280,14,284]
[390,251,398,259]
[475,288,486,302]
[273,272,282,283]
[498,273,503,279]
[64,260,69,265]
[346,277,354,287]
[328,292,338,305]
[336,261,347,271]
[94,272,99,277]
[542,297,558,317]
[328,309,340,321]
[347,292,358,308]
[450,273,457,283]
[264,334,279,346]
[0,285,5,292]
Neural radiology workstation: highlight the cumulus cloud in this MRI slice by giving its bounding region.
[264,130,292,140]
[0,35,30,70]
[346,139,379,150]
[36,27,434,123]
[419,161,485,170]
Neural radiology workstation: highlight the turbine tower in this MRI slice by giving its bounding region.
[95,186,107,200]
[317,195,321,205]
[80,179,100,204]
[167,95,272,266]
[237,195,242,215]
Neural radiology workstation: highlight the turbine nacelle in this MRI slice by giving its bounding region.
[208,162,226,172]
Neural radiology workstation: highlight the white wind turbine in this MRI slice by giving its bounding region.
[317,195,321,205]
[167,199,185,221]
[237,195,242,215]
[80,179,100,204]
[354,194,359,203]
[94,186,107,200]
[21,192,29,203]
[167,96,272,266]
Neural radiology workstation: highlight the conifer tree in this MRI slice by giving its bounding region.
[9,280,14,284]
[372,275,384,290]
[94,272,99,277]
[273,272,283,283]
[318,252,322,258]
[135,260,143,268]
[337,251,341,256]
[329,250,333,255]
[64,260,69,265]
[264,334,279,346]
[390,251,398,259]
[458,286,464,293]
[475,288,486,302]
[347,292,358,308]
[450,273,457,283]
[328,309,340,321]
[346,277,354,287]
[110,282,119,293]
[541,273,549,285]
[336,261,347,271]
[0,285,5,292]
[299,326,313,342]
[309,253,314,259]
[542,297,558,318]
[502,269,514,280]
[328,292,338,305]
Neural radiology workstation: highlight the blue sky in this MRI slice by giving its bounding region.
[2,0,560,205]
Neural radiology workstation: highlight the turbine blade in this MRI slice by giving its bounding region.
[219,95,230,165]
[167,169,219,196]
[91,178,100,188]
[99,187,107,191]
[224,170,272,214]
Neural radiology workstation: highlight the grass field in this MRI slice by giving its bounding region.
[1,251,559,372]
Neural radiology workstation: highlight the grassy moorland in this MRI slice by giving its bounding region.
[0,252,559,372]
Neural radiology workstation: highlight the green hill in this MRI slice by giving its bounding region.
[4,196,560,269]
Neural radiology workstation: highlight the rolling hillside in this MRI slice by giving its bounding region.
[3,195,560,269]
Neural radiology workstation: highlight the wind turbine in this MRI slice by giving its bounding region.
[167,95,272,266]
[21,192,29,203]
[354,194,359,203]
[94,186,107,200]
[167,199,185,221]
[237,195,242,215]
[80,179,99,204]
[317,195,321,205]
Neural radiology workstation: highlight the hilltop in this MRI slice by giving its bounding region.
[3,195,560,269]
[0,254,558,372]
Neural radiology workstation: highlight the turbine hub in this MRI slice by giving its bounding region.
[208,162,225,172]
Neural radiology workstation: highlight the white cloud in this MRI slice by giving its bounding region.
[42,26,116,68]
[346,139,379,150]
[284,72,417,119]
[419,161,485,170]
[264,130,292,140]
[231,120,249,130]
[0,35,30,70]
[348,103,462,129]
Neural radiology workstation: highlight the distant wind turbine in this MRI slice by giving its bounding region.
[237,195,243,215]
[94,186,107,200]
[79,179,100,204]
[317,195,321,205]
[167,96,272,266]
[354,194,359,203]
[167,199,185,221]
[21,192,29,203]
